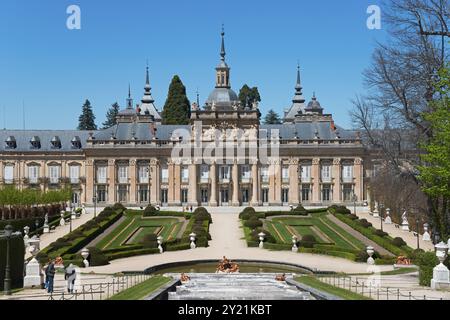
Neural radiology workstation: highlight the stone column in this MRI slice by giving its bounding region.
[311,158,320,204]
[232,160,240,206]
[209,160,218,206]
[354,158,363,203]
[274,159,282,205]
[107,159,116,204]
[168,160,175,205]
[251,159,259,206]
[129,159,137,204]
[0,161,3,184]
[40,161,46,192]
[172,162,181,206]
[288,159,299,205]
[332,158,341,203]
[150,159,160,205]
[188,161,198,206]
[86,160,94,205]
[81,161,87,204]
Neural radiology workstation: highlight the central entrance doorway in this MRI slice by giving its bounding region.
[220,188,229,206]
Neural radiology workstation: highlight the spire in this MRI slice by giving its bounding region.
[292,64,305,104]
[196,88,200,106]
[220,24,226,61]
[126,84,133,109]
[141,64,154,104]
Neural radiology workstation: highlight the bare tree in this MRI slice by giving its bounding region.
[351,0,449,239]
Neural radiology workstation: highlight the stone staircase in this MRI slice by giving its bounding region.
[166,273,313,300]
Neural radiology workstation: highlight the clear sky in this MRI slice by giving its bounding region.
[0,0,386,130]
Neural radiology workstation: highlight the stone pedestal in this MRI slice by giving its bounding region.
[23,258,44,288]
[384,209,392,224]
[422,224,431,241]
[60,213,66,227]
[431,264,450,290]
[401,221,410,231]
[372,202,379,218]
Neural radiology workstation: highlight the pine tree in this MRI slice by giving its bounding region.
[161,75,191,125]
[264,109,282,124]
[77,99,97,130]
[238,84,261,109]
[102,102,120,129]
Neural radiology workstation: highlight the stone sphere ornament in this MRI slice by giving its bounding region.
[258,232,266,249]
[81,248,90,268]
[189,232,196,249]
[366,246,375,265]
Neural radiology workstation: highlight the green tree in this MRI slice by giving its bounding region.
[161,75,191,125]
[239,85,261,109]
[418,65,450,240]
[263,109,282,124]
[77,99,97,130]
[102,102,120,129]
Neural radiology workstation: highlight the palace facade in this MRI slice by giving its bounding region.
[0,31,373,207]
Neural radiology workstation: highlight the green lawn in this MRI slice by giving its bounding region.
[109,276,171,300]
[295,276,371,300]
[96,211,182,250]
[270,213,366,251]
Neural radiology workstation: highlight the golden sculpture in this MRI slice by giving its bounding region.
[216,256,240,273]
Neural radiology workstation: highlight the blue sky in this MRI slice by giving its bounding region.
[0,0,386,130]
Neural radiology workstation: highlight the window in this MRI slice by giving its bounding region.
[219,166,230,180]
[241,165,250,181]
[282,189,289,203]
[261,166,269,183]
[181,166,189,183]
[181,189,188,204]
[343,165,353,182]
[262,188,269,203]
[138,166,149,184]
[200,165,209,182]
[118,166,128,184]
[322,184,331,201]
[301,165,311,182]
[70,166,80,184]
[161,166,169,183]
[282,166,289,183]
[343,185,353,202]
[49,166,60,184]
[96,166,107,184]
[321,165,331,182]
[139,185,148,203]
[117,185,127,202]
[4,165,14,184]
[97,185,107,202]
[28,166,39,184]
[201,189,208,203]
[302,185,310,202]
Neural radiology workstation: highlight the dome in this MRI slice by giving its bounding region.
[206,87,239,105]
[305,93,323,113]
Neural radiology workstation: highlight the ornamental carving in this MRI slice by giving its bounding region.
[354,158,363,165]
[108,159,115,165]
[150,159,159,166]
[333,158,341,165]
[312,158,320,165]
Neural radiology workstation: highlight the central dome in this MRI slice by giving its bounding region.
[206,87,239,105]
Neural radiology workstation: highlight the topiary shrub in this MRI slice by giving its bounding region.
[193,207,208,216]
[244,216,263,229]
[143,205,158,217]
[87,247,109,266]
[374,229,388,237]
[299,234,316,248]
[408,248,425,262]
[416,251,438,286]
[112,203,126,211]
[292,204,308,216]
[329,205,351,215]
[348,214,359,220]
[239,207,256,218]
[358,219,372,228]
[391,237,407,247]
[140,233,158,248]
[193,211,212,223]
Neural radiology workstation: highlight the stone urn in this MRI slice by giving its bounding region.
[401,211,410,231]
[23,226,30,247]
[372,202,379,218]
[24,238,44,288]
[431,242,450,290]
[366,246,375,265]
[189,232,196,249]
[71,209,76,220]
[384,208,392,224]
[157,236,163,254]
[81,248,90,268]
[291,235,298,252]
[258,232,266,249]
[422,223,431,242]
[60,211,66,227]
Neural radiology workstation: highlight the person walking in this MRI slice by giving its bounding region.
[45,258,56,293]
[64,263,77,293]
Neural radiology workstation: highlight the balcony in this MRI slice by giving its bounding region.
[241,177,252,184]
[342,177,354,183]
[219,178,230,184]
[301,177,311,183]
[199,177,210,184]
[181,178,189,184]
[321,176,332,183]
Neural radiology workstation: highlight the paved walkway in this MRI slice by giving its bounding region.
[327,214,394,257]
[355,207,435,252]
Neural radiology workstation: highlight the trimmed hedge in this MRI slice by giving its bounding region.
[333,213,412,256]
[143,205,158,217]
[298,247,357,261]
[328,205,351,215]
[416,251,438,286]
